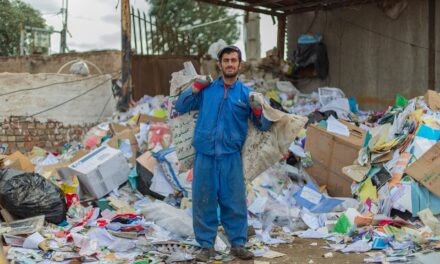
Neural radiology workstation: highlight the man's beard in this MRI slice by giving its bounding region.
[222,68,239,78]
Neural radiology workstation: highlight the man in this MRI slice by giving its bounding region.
[175,46,271,261]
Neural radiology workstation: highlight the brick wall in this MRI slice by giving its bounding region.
[0,116,95,154]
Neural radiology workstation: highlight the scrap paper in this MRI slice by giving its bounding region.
[299,229,329,239]
[248,196,268,215]
[372,237,389,249]
[333,214,351,234]
[262,250,286,259]
[341,240,372,253]
[342,165,369,182]
[411,182,440,217]
[390,152,412,186]
[371,167,392,189]
[412,124,440,159]
[327,115,350,137]
[294,183,343,213]
[23,232,45,249]
[359,178,378,203]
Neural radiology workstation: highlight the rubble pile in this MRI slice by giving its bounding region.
[1,64,440,263]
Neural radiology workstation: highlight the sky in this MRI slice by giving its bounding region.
[22,0,277,59]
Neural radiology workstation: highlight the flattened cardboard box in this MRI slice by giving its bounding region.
[405,141,440,198]
[108,123,140,165]
[137,114,166,125]
[424,90,440,112]
[305,120,366,197]
[3,151,35,173]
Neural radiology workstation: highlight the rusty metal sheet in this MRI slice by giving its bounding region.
[131,55,200,100]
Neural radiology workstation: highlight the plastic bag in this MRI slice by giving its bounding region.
[152,148,187,197]
[69,60,90,76]
[140,201,193,239]
[0,169,67,224]
[207,39,227,59]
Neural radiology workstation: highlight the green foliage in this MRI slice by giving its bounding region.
[0,0,46,56]
[147,0,239,56]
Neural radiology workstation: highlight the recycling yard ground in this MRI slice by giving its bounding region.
[3,0,440,263]
[235,239,364,264]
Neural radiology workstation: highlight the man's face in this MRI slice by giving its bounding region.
[218,51,241,78]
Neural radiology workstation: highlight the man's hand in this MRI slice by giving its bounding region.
[192,77,211,93]
[249,94,263,118]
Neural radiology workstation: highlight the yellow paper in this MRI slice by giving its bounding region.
[373,138,400,152]
[409,109,424,123]
[30,146,47,157]
[359,178,377,203]
[265,90,281,103]
[422,118,440,129]
[61,176,79,194]
[127,115,139,126]
[152,109,168,118]
[369,124,390,150]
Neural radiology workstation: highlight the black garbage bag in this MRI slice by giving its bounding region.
[0,169,67,224]
[292,34,329,79]
[135,152,165,200]
[305,110,338,127]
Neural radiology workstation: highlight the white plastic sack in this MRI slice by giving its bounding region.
[207,39,227,60]
[140,201,194,239]
[167,63,205,173]
[243,93,307,182]
[318,87,346,106]
[69,61,90,76]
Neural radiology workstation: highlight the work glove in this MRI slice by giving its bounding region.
[249,94,263,118]
[192,76,212,92]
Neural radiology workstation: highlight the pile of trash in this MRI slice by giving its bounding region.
[283,90,440,262]
[1,61,440,263]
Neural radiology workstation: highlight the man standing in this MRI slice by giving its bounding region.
[175,46,271,261]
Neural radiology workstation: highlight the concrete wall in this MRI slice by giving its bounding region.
[287,0,440,109]
[0,73,116,125]
[0,50,121,75]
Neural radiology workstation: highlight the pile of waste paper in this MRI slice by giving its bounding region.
[283,90,440,262]
[1,61,440,263]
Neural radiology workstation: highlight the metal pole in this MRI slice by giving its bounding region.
[119,0,132,112]
[277,15,286,60]
[19,23,25,55]
[60,0,68,53]
[428,0,436,90]
[131,6,137,54]
[143,12,149,55]
[150,15,155,54]
[137,9,143,55]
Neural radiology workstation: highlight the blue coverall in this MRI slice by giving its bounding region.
[175,77,271,248]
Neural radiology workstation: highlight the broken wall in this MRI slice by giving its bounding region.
[0,73,116,154]
[287,0,440,110]
[0,50,121,75]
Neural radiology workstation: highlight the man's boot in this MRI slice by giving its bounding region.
[195,248,216,262]
[230,246,254,260]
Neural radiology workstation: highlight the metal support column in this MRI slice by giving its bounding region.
[428,0,436,90]
[277,15,286,60]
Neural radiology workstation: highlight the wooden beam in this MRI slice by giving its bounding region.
[277,15,286,60]
[284,0,377,14]
[198,0,284,16]
[253,0,284,5]
[119,0,132,112]
[428,0,436,90]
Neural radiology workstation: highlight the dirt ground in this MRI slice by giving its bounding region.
[219,238,365,264]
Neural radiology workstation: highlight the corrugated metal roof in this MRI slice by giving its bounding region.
[198,0,381,16]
